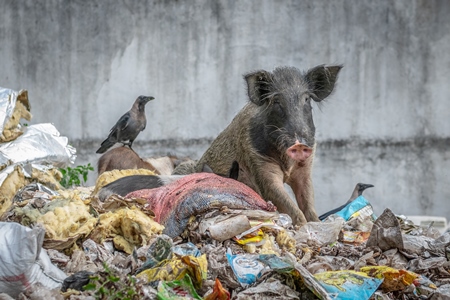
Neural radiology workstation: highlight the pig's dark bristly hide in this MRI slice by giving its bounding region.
[97,175,184,201]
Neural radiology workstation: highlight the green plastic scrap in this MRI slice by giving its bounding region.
[157,274,202,300]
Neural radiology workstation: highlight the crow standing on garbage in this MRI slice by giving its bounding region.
[319,183,374,221]
[96,96,155,154]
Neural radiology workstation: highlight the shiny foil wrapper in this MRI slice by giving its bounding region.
[0,87,76,185]
[0,87,20,134]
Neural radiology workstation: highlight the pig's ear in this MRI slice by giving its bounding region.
[306,65,343,102]
[245,70,272,106]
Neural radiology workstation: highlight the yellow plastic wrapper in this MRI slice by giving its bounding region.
[361,266,419,292]
[234,229,264,245]
[181,254,208,288]
[137,254,208,289]
[89,206,164,254]
[137,258,187,283]
[91,168,156,196]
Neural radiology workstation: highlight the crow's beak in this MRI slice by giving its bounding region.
[358,183,374,193]
[145,96,155,102]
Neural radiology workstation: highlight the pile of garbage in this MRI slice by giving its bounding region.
[1,88,450,300]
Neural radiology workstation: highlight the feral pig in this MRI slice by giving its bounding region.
[97,146,160,175]
[97,146,187,176]
[193,65,342,225]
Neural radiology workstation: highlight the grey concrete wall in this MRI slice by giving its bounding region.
[2,1,450,220]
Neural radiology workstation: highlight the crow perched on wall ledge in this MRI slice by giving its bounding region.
[96,95,154,154]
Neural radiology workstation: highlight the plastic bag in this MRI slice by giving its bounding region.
[0,222,67,298]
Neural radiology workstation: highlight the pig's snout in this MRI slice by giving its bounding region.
[286,142,313,162]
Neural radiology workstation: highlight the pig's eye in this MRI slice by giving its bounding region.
[273,100,284,114]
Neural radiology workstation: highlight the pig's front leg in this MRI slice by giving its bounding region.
[287,160,319,222]
[252,162,308,225]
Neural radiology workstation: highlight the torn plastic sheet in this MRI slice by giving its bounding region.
[366,208,404,251]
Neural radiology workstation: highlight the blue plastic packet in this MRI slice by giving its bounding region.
[226,250,268,286]
[333,195,377,221]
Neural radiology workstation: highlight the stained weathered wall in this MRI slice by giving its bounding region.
[1,1,449,219]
